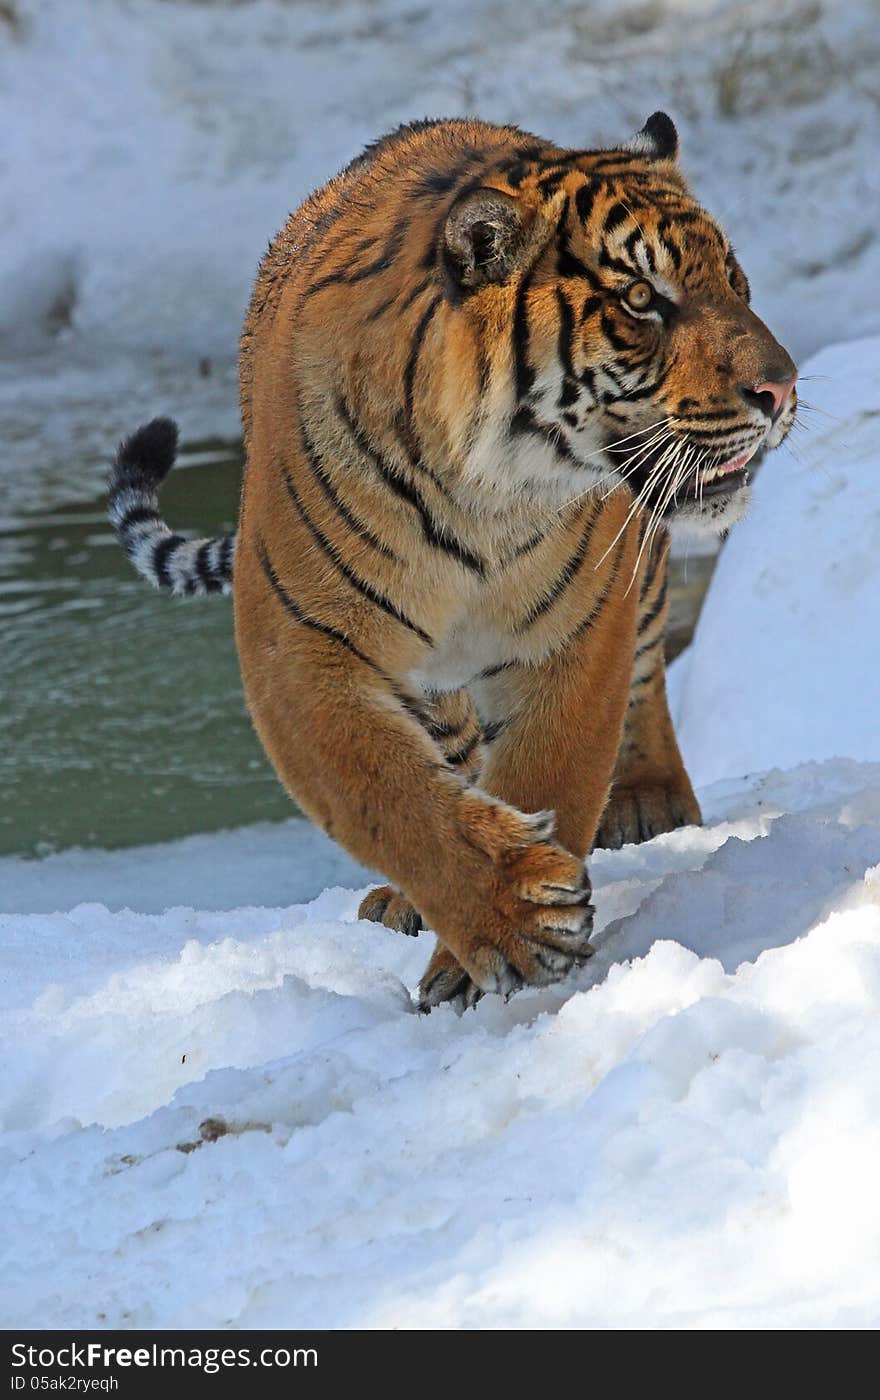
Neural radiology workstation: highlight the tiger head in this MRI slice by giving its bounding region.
[443,112,797,533]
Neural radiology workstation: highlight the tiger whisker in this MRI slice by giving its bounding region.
[597,435,680,571]
[795,399,844,424]
[551,421,674,520]
[630,441,688,589]
[598,426,675,499]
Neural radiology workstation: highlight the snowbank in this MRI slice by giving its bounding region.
[3,0,879,366]
[2,761,880,1329]
[673,335,880,788]
[5,0,880,1335]
[0,817,371,919]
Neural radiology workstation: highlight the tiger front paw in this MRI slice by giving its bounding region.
[441,798,595,998]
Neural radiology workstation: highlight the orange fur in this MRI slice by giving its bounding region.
[116,116,796,1009]
[232,117,796,1005]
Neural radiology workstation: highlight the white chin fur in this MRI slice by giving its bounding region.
[667,481,751,539]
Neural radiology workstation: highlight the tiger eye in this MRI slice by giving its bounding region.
[625,280,654,311]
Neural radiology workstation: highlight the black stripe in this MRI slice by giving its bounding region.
[398,278,432,313]
[281,461,433,647]
[367,279,434,323]
[334,393,486,577]
[566,532,629,645]
[512,269,536,402]
[580,294,602,322]
[424,713,472,743]
[600,362,626,394]
[299,415,397,560]
[481,718,506,744]
[412,167,467,197]
[537,166,567,196]
[580,366,597,399]
[603,201,630,236]
[195,539,224,594]
[394,297,450,495]
[402,295,442,442]
[659,229,682,270]
[638,572,668,635]
[678,407,741,423]
[556,286,576,380]
[515,506,598,631]
[510,405,579,466]
[682,425,754,443]
[306,217,409,297]
[614,365,671,404]
[639,544,659,604]
[152,535,182,588]
[583,154,636,171]
[623,227,641,262]
[348,227,408,283]
[557,247,602,288]
[446,731,482,768]
[575,179,601,225]
[118,504,161,533]
[365,293,398,323]
[302,268,349,297]
[628,671,654,693]
[257,540,385,674]
[503,528,546,565]
[497,156,530,188]
[600,311,637,354]
[597,247,640,278]
[633,631,664,664]
[479,660,517,679]
[219,533,235,582]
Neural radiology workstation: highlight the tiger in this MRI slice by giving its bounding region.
[108,112,797,1011]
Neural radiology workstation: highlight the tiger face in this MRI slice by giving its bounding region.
[445,112,797,534]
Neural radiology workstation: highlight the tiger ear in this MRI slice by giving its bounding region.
[628,111,679,161]
[442,187,533,290]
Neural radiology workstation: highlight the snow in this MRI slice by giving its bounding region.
[0,817,371,920]
[3,0,878,511]
[672,335,880,788]
[4,0,880,1333]
[3,0,879,372]
[2,760,880,1329]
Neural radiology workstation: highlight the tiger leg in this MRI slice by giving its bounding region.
[595,538,700,849]
[236,570,592,998]
[419,579,639,1009]
[358,688,484,936]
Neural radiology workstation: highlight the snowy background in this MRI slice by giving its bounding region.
[2,0,880,1330]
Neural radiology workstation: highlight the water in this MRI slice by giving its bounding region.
[1,439,292,858]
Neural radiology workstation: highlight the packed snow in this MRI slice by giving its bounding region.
[2,759,880,1329]
[3,0,880,1333]
[3,0,878,364]
[2,0,879,510]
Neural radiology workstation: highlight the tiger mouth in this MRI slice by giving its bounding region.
[678,451,753,504]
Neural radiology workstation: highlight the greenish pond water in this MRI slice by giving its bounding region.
[1,443,293,858]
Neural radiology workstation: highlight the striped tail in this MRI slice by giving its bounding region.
[108,418,235,597]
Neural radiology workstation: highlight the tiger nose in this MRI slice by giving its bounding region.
[752,376,797,418]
